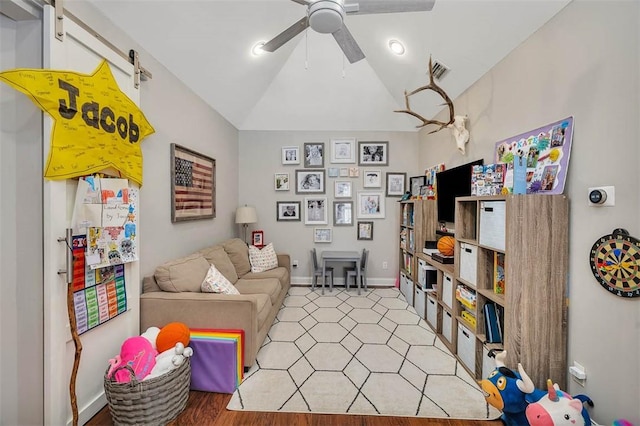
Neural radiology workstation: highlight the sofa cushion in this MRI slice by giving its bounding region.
[223,238,251,277]
[234,278,282,306]
[242,267,289,287]
[254,293,273,331]
[201,264,240,295]
[248,243,278,273]
[198,245,239,283]
[154,253,210,293]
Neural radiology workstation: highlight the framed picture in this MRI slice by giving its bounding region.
[274,173,289,191]
[171,143,216,223]
[363,170,382,188]
[252,230,264,248]
[386,172,406,197]
[358,141,389,166]
[295,169,325,194]
[276,201,301,221]
[410,175,427,197]
[334,180,352,198]
[333,201,353,226]
[339,168,349,177]
[349,167,359,177]
[357,191,385,219]
[330,138,356,163]
[282,146,300,165]
[314,227,332,243]
[304,196,328,225]
[420,185,430,198]
[328,167,339,178]
[303,142,325,168]
[357,221,374,240]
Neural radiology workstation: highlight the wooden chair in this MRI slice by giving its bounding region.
[311,248,334,292]
[344,249,368,292]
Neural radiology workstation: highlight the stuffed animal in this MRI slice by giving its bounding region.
[479,350,545,426]
[156,322,190,353]
[145,342,194,380]
[107,336,157,383]
[526,379,594,426]
[140,326,161,349]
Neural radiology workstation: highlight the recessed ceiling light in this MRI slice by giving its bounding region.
[388,39,405,56]
[251,41,266,57]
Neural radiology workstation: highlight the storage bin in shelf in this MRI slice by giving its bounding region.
[459,242,478,286]
[414,286,426,320]
[457,323,476,375]
[479,200,506,251]
[426,294,438,329]
[442,310,453,343]
[442,273,454,308]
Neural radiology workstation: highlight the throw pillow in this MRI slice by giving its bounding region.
[201,264,240,295]
[248,243,279,273]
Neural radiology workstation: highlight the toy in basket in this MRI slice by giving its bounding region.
[104,323,193,425]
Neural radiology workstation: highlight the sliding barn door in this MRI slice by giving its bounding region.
[42,6,141,424]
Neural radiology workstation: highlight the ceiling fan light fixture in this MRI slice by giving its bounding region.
[251,41,266,56]
[388,39,405,55]
[308,0,345,34]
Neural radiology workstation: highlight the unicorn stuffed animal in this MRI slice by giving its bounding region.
[526,379,594,426]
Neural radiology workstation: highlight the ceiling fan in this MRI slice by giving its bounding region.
[262,0,436,64]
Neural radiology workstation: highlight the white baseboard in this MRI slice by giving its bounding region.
[291,277,396,287]
[70,391,106,426]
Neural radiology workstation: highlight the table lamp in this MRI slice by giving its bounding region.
[235,205,257,244]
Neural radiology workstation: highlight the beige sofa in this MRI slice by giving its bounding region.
[140,238,290,367]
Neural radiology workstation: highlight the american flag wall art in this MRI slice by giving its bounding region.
[171,143,216,222]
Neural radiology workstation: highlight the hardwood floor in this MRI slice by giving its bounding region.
[87,391,503,425]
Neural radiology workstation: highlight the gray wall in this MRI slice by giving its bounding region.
[418,1,640,424]
[0,12,43,426]
[239,131,420,284]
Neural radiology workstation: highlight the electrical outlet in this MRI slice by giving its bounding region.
[292,259,299,268]
[382,261,388,270]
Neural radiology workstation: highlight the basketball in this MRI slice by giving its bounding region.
[437,236,455,256]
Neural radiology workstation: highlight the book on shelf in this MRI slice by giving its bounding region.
[494,252,505,294]
[483,302,502,343]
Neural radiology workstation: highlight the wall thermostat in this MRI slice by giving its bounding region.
[587,186,615,207]
[589,189,606,204]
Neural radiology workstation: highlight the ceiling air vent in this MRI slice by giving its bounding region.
[430,60,450,81]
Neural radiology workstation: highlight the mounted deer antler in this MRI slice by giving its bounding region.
[394,56,455,134]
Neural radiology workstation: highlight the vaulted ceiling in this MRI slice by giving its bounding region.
[87,0,571,132]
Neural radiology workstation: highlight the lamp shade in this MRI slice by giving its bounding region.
[235,206,257,224]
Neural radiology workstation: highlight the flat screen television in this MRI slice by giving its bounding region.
[436,159,484,224]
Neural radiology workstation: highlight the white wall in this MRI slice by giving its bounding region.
[239,131,420,284]
[0,11,43,426]
[418,1,640,424]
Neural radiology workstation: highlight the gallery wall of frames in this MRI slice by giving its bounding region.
[274,139,406,243]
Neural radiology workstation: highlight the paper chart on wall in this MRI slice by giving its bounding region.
[72,235,127,335]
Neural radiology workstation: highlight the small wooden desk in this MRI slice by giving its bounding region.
[320,250,362,295]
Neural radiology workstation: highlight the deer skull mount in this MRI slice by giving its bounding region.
[448,114,470,154]
[395,57,469,154]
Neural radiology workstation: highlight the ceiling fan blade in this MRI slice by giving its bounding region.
[345,0,435,15]
[332,24,365,64]
[262,16,310,52]
[290,0,310,4]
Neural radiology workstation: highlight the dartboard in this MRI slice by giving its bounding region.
[589,228,640,298]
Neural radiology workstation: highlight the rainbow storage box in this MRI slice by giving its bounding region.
[189,329,244,393]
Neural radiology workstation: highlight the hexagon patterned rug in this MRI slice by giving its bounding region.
[227,287,500,420]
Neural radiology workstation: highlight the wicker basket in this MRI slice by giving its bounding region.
[104,358,191,426]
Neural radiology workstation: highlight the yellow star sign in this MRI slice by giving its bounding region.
[0,59,154,185]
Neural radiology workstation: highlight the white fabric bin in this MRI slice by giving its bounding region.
[442,273,454,308]
[479,201,506,251]
[414,286,426,319]
[426,294,438,328]
[457,323,476,374]
[442,310,453,343]
[459,243,478,286]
